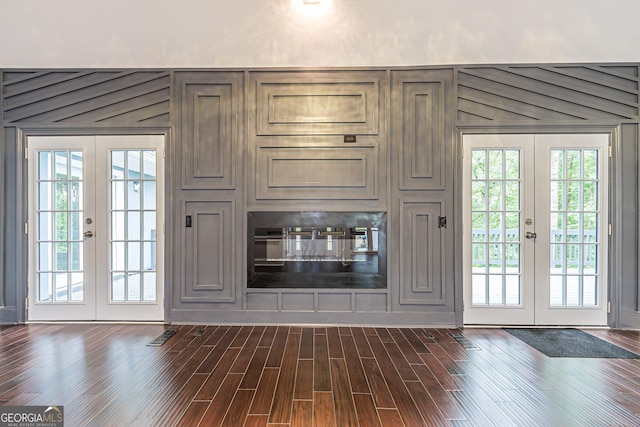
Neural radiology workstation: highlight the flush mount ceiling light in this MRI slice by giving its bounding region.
[293,0,332,19]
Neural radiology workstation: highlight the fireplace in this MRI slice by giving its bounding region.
[247,212,387,289]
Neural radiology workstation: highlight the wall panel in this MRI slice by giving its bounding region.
[399,200,447,305]
[0,63,635,327]
[181,200,236,303]
[254,72,381,136]
[256,145,378,200]
[392,69,452,190]
[175,72,243,189]
[248,69,387,207]
[457,65,639,123]
[2,71,170,124]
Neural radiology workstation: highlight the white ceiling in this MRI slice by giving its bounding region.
[1,0,639,68]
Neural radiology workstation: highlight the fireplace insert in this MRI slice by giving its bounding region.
[247,211,387,289]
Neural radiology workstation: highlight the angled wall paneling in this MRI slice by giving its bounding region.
[3,70,171,125]
[172,72,245,312]
[390,69,455,317]
[455,64,640,328]
[0,70,172,324]
[457,65,639,123]
[247,70,387,209]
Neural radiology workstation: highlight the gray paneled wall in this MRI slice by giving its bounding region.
[389,69,455,320]
[247,70,388,211]
[172,71,245,315]
[1,65,639,327]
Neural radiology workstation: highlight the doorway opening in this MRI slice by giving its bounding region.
[27,135,165,321]
[462,133,609,326]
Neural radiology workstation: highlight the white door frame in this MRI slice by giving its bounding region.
[27,134,166,322]
[462,132,610,326]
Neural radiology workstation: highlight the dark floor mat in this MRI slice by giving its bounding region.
[504,328,640,358]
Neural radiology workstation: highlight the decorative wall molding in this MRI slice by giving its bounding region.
[1,64,638,328]
[457,65,639,123]
[256,145,379,200]
[2,71,171,124]
[253,71,382,136]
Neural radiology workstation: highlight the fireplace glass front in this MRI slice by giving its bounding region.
[248,212,387,289]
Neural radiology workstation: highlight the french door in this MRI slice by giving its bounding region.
[463,134,609,325]
[27,135,165,321]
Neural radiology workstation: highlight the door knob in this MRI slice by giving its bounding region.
[525,231,537,239]
[83,230,94,238]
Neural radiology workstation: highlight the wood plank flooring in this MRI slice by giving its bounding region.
[1,324,640,426]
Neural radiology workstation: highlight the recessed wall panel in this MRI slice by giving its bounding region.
[391,69,452,190]
[253,71,383,136]
[256,146,378,199]
[182,201,235,302]
[176,72,243,189]
[282,293,315,311]
[399,200,446,305]
[318,293,352,312]
[247,293,278,311]
[193,93,223,178]
[354,293,387,312]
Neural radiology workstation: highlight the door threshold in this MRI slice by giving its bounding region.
[463,324,611,329]
[26,320,166,325]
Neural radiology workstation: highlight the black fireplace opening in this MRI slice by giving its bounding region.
[247,211,387,289]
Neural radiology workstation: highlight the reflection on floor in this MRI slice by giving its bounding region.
[1,324,639,426]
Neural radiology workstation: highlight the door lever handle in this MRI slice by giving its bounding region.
[83,230,94,238]
[525,231,537,239]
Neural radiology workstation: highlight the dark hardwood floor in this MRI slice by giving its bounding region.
[1,324,640,426]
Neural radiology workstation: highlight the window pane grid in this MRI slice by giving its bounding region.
[36,150,84,303]
[471,149,522,307]
[110,150,157,303]
[549,149,600,307]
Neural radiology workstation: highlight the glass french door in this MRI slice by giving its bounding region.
[28,135,164,321]
[463,134,609,325]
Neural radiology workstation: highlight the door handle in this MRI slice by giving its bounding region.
[525,231,537,239]
[83,230,94,238]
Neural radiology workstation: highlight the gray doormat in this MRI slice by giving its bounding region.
[504,328,640,358]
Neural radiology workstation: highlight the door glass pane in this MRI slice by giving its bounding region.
[112,272,125,302]
[470,149,522,306]
[110,149,158,303]
[36,150,84,303]
[549,149,600,307]
[143,272,157,301]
